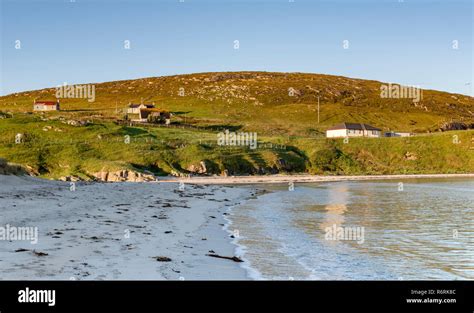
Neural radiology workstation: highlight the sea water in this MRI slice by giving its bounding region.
[229,179,474,280]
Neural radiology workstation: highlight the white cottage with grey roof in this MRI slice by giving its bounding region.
[326,123,382,138]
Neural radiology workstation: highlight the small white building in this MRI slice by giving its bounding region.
[127,103,155,122]
[126,103,171,124]
[326,123,382,138]
[33,100,60,111]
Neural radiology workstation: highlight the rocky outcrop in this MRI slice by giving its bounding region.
[186,161,207,174]
[0,158,28,175]
[58,175,82,182]
[439,121,474,132]
[63,119,89,127]
[0,111,12,119]
[92,169,156,182]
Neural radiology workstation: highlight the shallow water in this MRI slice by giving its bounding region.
[230,178,474,280]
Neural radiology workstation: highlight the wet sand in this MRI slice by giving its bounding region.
[158,173,474,185]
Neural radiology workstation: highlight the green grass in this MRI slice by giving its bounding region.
[1,72,473,136]
[0,113,472,179]
[0,72,473,179]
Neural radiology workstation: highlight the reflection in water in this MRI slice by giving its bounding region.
[230,179,474,280]
[319,183,348,234]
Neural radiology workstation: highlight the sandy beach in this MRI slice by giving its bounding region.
[1,173,473,281]
[0,175,255,280]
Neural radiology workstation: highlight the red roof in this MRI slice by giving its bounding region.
[35,101,58,106]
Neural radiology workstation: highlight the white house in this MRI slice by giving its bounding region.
[126,103,171,124]
[126,103,155,122]
[326,123,382,138]
[33,100,60,111]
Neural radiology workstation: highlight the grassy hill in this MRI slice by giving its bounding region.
[0,72,473,179]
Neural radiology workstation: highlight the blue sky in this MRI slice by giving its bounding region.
[1,0,472,95]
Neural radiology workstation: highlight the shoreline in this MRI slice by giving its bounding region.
[157,173,474,185]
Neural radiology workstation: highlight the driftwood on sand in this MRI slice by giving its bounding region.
[206,253,243,263]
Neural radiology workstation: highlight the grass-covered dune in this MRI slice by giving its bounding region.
[0,113,472,180]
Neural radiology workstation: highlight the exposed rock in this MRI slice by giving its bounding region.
[0,158,28,175]
[92,169,156,182]
[24,165,39,176]
[170,170,180,177]
[439,121,473,132]
[63,119,89,126]
[58,176,81,182]
[0,111,12,119]
[186,161,207,174]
